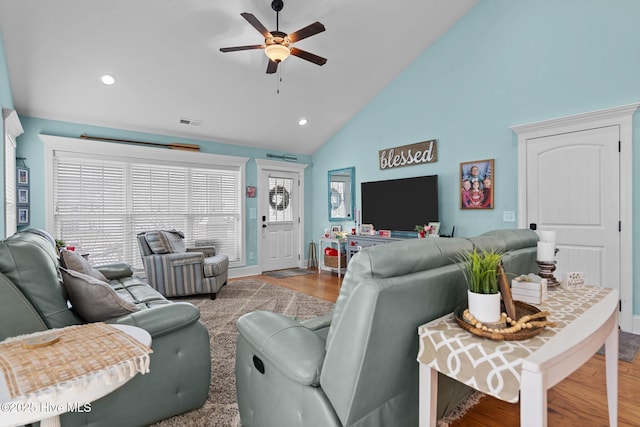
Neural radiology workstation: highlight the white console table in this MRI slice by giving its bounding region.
[346,234,410,263]
[417,286,618,427]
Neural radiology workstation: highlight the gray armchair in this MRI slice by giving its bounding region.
[137,229,229,298]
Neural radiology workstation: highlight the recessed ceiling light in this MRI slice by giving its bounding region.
[101,74,115,85]
[298,118,308,126]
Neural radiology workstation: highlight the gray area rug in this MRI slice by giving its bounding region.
[153,279,334,427]
[152,279,482,426]
[597,330,640,362]
[263,268,314,278]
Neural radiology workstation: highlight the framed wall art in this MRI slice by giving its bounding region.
[18,188,29,205]
[460,159,494,209]
[17,207,29,225]
[16,165,31,227]
[17,167,29,185]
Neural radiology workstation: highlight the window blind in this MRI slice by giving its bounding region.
[53,154,242,270]
[4,134,16,236]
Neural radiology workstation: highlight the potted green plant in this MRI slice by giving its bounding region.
[457,248,502,323]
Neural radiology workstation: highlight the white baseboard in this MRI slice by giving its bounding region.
[229,260,314,279]
[229,265,262,278]
[632,315,640,335]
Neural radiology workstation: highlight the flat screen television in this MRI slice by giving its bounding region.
[361,175,438,232]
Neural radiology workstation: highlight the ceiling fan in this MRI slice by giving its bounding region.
[220,0,326,74]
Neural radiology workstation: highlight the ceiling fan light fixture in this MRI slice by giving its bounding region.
[265,44,290,63]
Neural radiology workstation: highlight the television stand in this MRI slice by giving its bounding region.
[346,234,413,264]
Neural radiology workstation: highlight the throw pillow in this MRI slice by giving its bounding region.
[59,249,108,282]
[60,268,139,322]
[144,230,186,254]
[144,231,169,254]
[159,230,186,253]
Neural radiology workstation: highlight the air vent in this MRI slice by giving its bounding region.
[179,118,203,127]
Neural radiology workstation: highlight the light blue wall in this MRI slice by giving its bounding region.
[0,34,13,110]
[3,2,640,314]
[311,0,640,315]
[14,116,312,268]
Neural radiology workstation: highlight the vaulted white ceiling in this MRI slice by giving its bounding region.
[0,0,477,154]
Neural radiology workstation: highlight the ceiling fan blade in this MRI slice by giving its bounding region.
[220,44,265,52]
[266,60,278,74]
[288,22,325,43]
[290,47,327,66]
[240,12,272,38]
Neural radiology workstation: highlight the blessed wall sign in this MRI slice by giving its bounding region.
[379,139,437,170]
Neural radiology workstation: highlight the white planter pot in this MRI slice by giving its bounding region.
[467,290,501,323]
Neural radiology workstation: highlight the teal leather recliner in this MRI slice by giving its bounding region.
[235,229,539,426]
[0,229,211,426]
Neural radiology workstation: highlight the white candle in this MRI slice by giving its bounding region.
[539,230,557,244]
[537,241,556,262]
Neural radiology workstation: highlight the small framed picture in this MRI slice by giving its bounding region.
[17,188,29,205]
[17,167,29,185]
[331,225,342,233]
[17,207,29,225]
[428,222,441,236]
[246,186,256,198]
[460,159,494,209]
[360,224,374,235]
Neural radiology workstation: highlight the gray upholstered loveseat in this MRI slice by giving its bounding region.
[0,229,211,426]
[235,228,539,426]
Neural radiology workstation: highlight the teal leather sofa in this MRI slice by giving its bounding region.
[0,229,211,426]
[235,229,539,426]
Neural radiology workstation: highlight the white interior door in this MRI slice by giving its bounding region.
[525,125,620,295]
[260,169,300,271]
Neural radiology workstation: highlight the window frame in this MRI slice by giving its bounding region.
[2,109,24,238]
[42,134,248,267]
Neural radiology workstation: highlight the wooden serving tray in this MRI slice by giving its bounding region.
[454,300,548,341]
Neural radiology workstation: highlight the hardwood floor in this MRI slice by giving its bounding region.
[242,268,342,303]
[236,269,640,427]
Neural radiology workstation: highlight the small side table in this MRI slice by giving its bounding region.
[417,286,618,427]
[0,324,151,427]
[318,237,347,278]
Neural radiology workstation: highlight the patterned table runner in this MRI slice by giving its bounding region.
[417,286,612,402]
[0,322,152,399]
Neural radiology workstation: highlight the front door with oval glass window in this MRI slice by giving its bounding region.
[261,170,299,271]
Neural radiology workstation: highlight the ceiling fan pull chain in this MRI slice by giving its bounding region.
[276,68,281,94]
